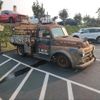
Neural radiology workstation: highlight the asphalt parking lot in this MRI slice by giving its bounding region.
[0,44,100,100]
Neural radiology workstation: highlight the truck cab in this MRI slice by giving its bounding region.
[10,23,95,69]
[34,24,68,60]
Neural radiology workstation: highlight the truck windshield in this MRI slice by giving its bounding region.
[51,27,68,38]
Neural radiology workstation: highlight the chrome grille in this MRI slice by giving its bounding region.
[83,41,89,48]
[81,51,93,63]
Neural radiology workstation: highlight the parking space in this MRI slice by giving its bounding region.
[0,53,100,100]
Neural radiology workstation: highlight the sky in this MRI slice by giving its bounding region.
[1,0,100,19]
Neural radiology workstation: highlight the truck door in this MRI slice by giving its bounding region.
[36,28,51,56]
[24,35,31,54]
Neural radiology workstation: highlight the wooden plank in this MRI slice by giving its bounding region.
[0,25,4,32]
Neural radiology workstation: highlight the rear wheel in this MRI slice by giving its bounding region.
[17,46,25,56]
[96,37,100,44]
[56,54,71,68]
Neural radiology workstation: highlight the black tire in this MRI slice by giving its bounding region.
[17,46,25,56]
[56,54,71,68]
[73,36,79,38]
[9,17,14,23]
[96,37,100,44]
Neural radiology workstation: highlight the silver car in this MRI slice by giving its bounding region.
[72,27,100,43]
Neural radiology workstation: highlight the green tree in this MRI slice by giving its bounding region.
[0,0,3,11]
[96,8,100,20]
[32,0,45,22]
[0,25,12,52]
[74,13,82,25]
[83,15,100,27]
[96,19,100,26]
[59,9,68,25]
[87,18,97,27]
[83,15,90,26]
[83,15,90,23]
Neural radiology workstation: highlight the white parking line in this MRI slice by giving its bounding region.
[0,63,20,82]
[9,68,33,100]
[49,72,100,94]
[2,54,100,95]
[95,49,100,51]
[0,58,11,66]
[96,59,100,62]
[39,73,49,100]
[0,97,2,100]
[67,81,74,100]
[3,54,32,69]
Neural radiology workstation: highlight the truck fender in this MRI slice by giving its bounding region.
[51,50,74,67]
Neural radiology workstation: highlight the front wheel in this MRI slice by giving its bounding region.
[17,46,25,56]
[56,54,71,68]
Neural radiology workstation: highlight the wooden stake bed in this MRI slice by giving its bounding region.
[13,23,38,34]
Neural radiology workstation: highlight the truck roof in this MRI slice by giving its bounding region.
[39,23,62,29]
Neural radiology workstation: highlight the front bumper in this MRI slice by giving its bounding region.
[75,57,96,69]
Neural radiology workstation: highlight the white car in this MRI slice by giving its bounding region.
[28,16,39,24]
[72,27,100,43]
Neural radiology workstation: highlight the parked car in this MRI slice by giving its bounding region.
[28,16,39,24]
[72,27,100,43]
[58,19,77,26]
[0,10,28,23]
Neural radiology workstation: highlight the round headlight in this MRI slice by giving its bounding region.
[80,50,85,57]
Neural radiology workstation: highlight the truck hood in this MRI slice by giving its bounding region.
[54,36,89,48]
[72,32,79,36]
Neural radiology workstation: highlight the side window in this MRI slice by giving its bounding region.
[88,29,100,33]
[38,29,44,38]
[79,28,100,34]
[83,29,88,33]
[1,11,9,15]
[1,11,5,14]
[80,29,88,33]
[39,29,50,38]
[88,29,96,33]
[95,29,100,32]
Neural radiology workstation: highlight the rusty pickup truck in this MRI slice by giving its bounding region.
[10,22,95,69]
